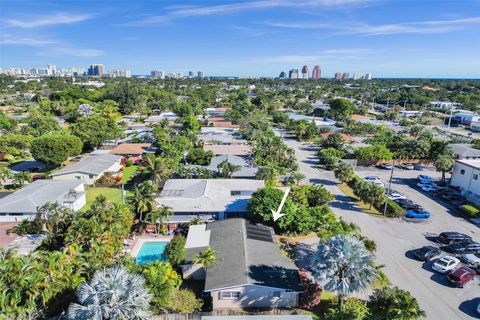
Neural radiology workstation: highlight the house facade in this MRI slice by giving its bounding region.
[450,159,480,205]
[50,153,123,185]
[0,180,86,221]
[182,219,302,310]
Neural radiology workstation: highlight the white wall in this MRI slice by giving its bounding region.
[52,172,98,185]
[210,284,298,310]
[451,162,480,205]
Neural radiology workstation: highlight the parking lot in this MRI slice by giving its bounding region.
[355,165,480,318]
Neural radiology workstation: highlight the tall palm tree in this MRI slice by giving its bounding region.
[435,152,454,183]
[68,266,152,320]
[129,181,157,222]
[334,162,355,184]
[311,234,377,310]
[0,167,13,187]
[217,160,241,178]
[146,205,172,234]
[193,247,217,269]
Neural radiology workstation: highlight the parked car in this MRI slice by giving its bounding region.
[445,241,480,254]
[417,182,440,192]
[460,253,480,267]
[439,232,472,244]
[386,190,406,200]
[414,164,424,171]
[432,256,460,273]
[377,163,393,170]
[395,199,424,211]
[447,267,476,287]
[418,175,433,183]
[413,246,442,261]
[398,163,415,170]
[363,176,385,187]
[405,209,431,219]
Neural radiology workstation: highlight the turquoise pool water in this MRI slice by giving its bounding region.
[136,241,168,265]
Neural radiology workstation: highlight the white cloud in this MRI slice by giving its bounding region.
[129,0,367,25]
[263,16,480,36]
[5,12,94,28]
[0,34,57,46]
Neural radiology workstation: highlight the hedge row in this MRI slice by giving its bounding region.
[460,205,480,218]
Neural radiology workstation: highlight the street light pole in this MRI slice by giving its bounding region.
[383,159,395,216]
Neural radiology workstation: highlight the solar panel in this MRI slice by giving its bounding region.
[246,223,274,242]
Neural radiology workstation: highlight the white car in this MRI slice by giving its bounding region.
[364,176,384,187]
[461,253,480,267]
[386,190,406,200]
[418,175,432,183]
[432,256,460,273]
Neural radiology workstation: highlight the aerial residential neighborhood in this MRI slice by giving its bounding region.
[1,0,480,320]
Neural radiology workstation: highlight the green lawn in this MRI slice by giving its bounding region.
[83,187,132,210]
[337,183,385,217]
[121,165,139,183]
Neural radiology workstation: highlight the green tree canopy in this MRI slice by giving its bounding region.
[31,133,82,165]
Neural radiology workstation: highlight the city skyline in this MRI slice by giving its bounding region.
[1,0,480,78]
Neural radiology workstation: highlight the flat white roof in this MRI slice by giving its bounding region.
[185,224,210,248]
[457,159,480,169]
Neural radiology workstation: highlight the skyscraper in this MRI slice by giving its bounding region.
[301,65,309,79]
[109,69,131,78]
[151,70,165,79]
[353,72,361,80]
[88,64,105,76]
[334,72,342,80]
[365,73,373,80]
[279,71,286,79]
[188,71,194,78]
[289,68,299,79]
[312,65,321,79]
[342,72,350,80]
[47,64,57,76]
[197,71,204,78]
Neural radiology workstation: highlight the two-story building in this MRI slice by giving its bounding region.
[450,159,480,206]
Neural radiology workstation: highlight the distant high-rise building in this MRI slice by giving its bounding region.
[88,64,105,76]
[342,72,350,80]
[334,72,342,80]
[109,69,131,78]
[176,72,183,78]
[301,65,309,79]
[197,71,204,78]
[312,65,321,79]
[365,72,372,80]
[47,64,57,76]
[151,70,165,79]
[289,68,299,79]
[279,71,286,79]
[353,72,361,80]
[188,71,194,78]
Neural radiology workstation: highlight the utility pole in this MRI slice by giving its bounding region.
[383,159,395,216]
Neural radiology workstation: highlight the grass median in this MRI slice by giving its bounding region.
[337,182,385,217]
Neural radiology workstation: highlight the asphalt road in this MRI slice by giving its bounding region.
[281,131,480,320]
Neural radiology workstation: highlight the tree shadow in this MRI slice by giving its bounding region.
[309,178,337,186]
[459,297,480,319]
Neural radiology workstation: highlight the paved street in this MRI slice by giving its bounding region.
[281,131,480,319]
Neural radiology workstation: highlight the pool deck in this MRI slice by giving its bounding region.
[129,234,172,258]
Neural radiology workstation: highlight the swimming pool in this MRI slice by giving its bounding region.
[135,241,168,265]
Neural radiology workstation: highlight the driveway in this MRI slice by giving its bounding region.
[280,131,480,320]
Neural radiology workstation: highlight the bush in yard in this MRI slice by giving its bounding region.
[367,286,426,320]
[165,235,186,266]
[319,148,344,169]
[165,287,203,313]
[325,297,370,320]
[31,133,82,165]
[247,187,297,228]
[125,159,134,167]
[460,205,480,218]
[291,184,334,207]
[298,269,322,309]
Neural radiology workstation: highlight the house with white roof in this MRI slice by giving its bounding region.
[50,153,123,185]
[156,179,264,224]
[0,180,86,221]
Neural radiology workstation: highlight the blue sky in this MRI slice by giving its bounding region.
[1,0,480,78]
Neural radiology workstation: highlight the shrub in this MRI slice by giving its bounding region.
[325,297,370,320]
[460,205,480,218]
[298,269,322,309]
[385,199,406,217]
[165,235,186,266]
[125,159,134,167]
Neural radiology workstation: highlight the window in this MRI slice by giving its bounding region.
[221,291,240,300]
[474,174,479,181]
[460,169,465,175]
[75,176,81,180]
[89,174,94,179]
[231,191,242,196]
[272,291,282,298]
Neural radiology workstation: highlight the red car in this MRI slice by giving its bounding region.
[447,266,476,287]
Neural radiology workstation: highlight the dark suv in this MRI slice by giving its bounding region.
[413,246,442,261]
[447,267,476,288]
[395,199,423,211]
[438,232,472,244]
[446,241,480,254]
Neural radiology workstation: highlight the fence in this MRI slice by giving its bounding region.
[151,309,299,320]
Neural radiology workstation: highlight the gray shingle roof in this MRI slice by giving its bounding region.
[186,219,301,292]
[157,179,264,213]
[50,153,123,176]
[0,180,84,214]
[450,144,480,159]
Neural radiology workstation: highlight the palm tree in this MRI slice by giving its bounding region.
[0,167,13,187]
[146,205,172,234]
[189,216,205,226]
[68,266,152,320]
[368,286,426,319]
[311,234,377,311]
[193,247,217,269]
[128,181,156,222]
[143,156,174,186]
[334,162,355,184]
[217,160,241,178]
[435,152,454,183]
[12,172,32,188]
